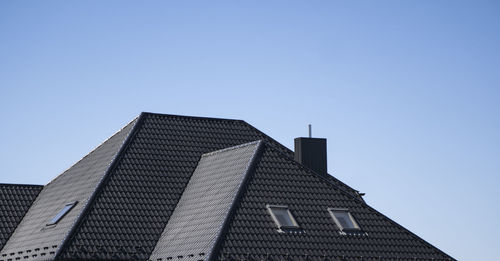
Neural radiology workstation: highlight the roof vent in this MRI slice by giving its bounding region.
[294,125,327,175]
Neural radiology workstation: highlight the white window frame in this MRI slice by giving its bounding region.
[266,204,299,229]
[328,207,360,231]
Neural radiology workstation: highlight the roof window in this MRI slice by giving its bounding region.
[266,204,299,229]
[328,208,360,231]
[47,201,77,226]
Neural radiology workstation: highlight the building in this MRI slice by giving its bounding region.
[0,112,454,261]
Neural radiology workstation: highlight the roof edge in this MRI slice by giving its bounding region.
[201,140,262,157]
[263,142,456,260]
[44,116,140,187]
[240,120,363,201]
[0,183,43,187]
[207,140,264,261]
[54,113,146,260]
[361,202,456,259]
[141,111,245,123]
[239,119,294,154]
[253,135,364,202]
[142,112,362,201]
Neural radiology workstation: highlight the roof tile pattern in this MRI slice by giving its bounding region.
[0,119,137,261]
[215,144,454,261]
[149,141,261,261]
[60,114,299,260]
[0,184,42,251]
[0,113,453,261]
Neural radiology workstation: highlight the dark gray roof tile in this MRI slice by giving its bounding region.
[214,143,455,261]
[0,184,42,252]
[0,118,137,261]
[1,112,453,261]
[60,113,299,260]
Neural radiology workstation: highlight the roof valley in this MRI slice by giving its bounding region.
[148,141,263,261]
[1,112,455,261]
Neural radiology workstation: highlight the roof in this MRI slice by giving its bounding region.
[214,142,454,260]
[0,184,43,251]
[0,118,137,261]
[149,141,262,261]
[0,112,454,261]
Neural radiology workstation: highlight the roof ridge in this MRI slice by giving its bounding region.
[142,111,246,123]
[45,115,140,187]
[239,120,294,154]
[202,140,261,157]
[148,140,264,261]
[257,139,363,201]
[261,141,455,260]
[0,183,43,187]
[206,141,263,261]
[54,114,145,260]
[240,120,363,200]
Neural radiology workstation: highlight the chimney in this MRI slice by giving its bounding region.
[294,136,327,175]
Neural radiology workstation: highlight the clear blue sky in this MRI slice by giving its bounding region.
[1,1,498,260]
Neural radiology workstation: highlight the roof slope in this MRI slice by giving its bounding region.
[61,113,322,260]
[149,141,262,261]
[0,184,43,251]
[0,119,137,261]
[214,143,454,261]
[0,112,454,261]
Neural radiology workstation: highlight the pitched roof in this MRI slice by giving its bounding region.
[149,141,262,261]
[61,113,335,260]
[213,142,454,260]
[0,184,42,251]
[0,118,137,261]
[0,112,454,261]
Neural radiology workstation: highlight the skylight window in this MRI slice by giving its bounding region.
[47,201,77,226]
[266,204,299,229]
[328,208,360,231]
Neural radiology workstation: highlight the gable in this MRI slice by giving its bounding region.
[214,143,454,260]
[0,118,137,261]
[0,184,42,251]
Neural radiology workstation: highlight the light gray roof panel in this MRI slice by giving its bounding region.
[0,119,137,261]
[149,141,261,261]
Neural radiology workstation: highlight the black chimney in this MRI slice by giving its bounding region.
[294,137,327,175]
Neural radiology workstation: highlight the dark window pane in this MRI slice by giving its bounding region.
[47,202,77,225]
[337,216,349,228]
[267,205,299,228]
[329,208,360,230]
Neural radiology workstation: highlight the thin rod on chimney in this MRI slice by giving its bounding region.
[308,124,312,138]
